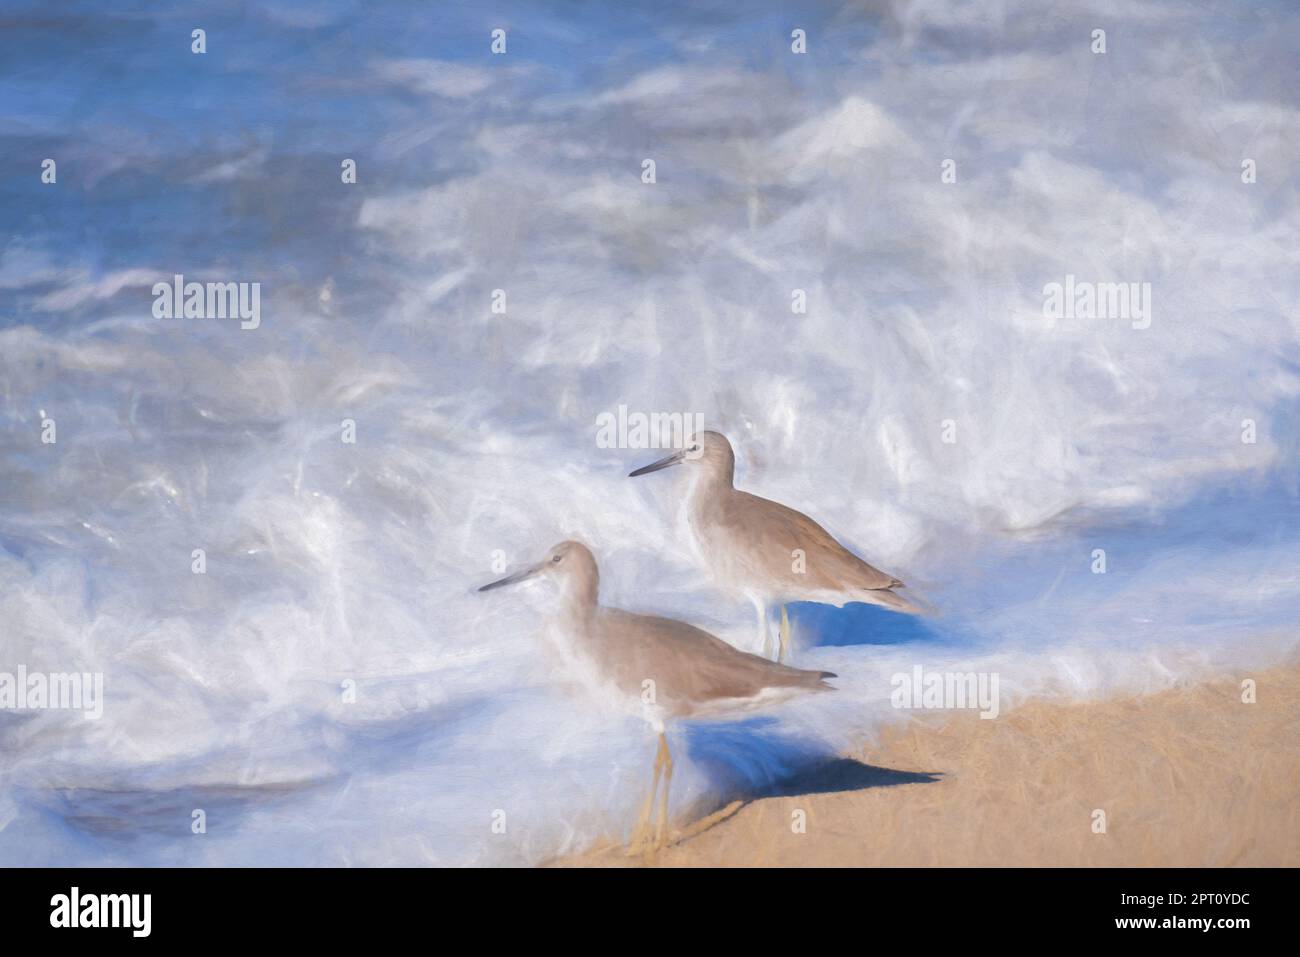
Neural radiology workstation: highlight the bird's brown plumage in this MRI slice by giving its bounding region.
[635,431,922,615]
[479,540,835,720]
[589,608,834,718]
[725,489,902,589]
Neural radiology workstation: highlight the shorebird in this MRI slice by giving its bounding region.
[478,540,835,853]
[630,431,922,662]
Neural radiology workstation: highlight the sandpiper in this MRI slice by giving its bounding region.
[630,431,922,661]
[478,539,835,853]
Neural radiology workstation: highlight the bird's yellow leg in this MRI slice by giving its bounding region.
[778,605,791,663]
[761,605,774,659]
[627,736,664,855]
[653,732,674,850]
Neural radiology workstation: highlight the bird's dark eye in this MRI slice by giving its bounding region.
[551,555,562,563]
[689,444,700,453]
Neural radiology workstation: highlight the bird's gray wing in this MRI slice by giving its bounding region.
[729,491,904,591]
[598,610,832,712]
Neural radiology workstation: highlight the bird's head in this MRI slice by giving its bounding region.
[628,430,734,482]
[477,540,599,598]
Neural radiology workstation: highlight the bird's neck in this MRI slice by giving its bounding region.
[686,466,734,512]
[556,576,599,623]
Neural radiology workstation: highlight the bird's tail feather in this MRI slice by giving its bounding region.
[863,586,929,616]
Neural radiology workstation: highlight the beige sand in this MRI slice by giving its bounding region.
[556,662,1300,867]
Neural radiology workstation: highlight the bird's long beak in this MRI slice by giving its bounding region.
[477,563,541,592]
[628,449,685,477]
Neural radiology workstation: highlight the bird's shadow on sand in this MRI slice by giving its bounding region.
[680,717,941,826]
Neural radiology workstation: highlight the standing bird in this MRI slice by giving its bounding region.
[478,540,834,853]
[630,431,922,662]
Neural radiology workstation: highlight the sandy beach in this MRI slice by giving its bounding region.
[557,661,1300,867]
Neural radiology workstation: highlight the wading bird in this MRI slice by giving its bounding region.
[478,540,834,853]
[630,431,922,661]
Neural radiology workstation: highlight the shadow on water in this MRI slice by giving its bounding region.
[682,717,940,822]
[789,600,942,648]
[24,694,497,844]
[27,778,333,843]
